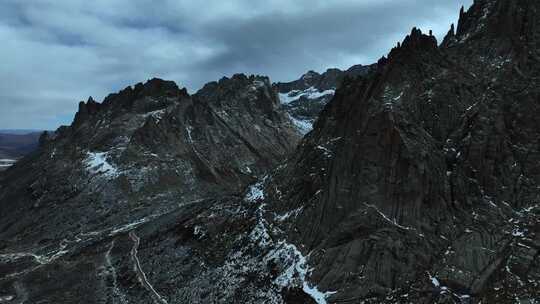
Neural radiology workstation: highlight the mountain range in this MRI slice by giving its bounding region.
[0,131,43,171]
[0,0,539,303]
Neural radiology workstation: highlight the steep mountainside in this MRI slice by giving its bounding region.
[275,65,373,134]
[261,0,540,303]
[0,0,539,303]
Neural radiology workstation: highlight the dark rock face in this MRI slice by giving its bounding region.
[0,0,539,303]
[261,0,540,302]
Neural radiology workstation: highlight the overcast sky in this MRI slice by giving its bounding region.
[0,0,473,130]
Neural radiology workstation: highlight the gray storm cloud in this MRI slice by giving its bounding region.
[0,0,472,129]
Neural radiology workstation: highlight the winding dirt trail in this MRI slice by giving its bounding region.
[129,231,168,304]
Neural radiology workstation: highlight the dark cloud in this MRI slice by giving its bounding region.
[0,0,472,129]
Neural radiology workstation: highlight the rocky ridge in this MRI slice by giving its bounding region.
[0,0,539,303]
[0,73,303,303]
[275,65,373,134]
[261,1,540,303]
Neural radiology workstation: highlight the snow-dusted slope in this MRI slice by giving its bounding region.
[275,65,372,134]
[0,159,17,171]
[1,0,539,303]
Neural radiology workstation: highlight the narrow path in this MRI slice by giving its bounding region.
[128,231,168,304]
[0,197,211,282]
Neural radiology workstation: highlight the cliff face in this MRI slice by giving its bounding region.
[261,0,540,302]
[0,0,539,303]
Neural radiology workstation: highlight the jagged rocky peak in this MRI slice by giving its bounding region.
[194,73,282,121]
[72,96,101,126]
[386,27,438,63]
[103,78,188,111]
[72,78,190,129]
[198,73,274,97]
[455,1,492,38]
[276,65,372,94]
[442,2,494,46]
[446,0,538,49]
[137,77,186,97]
[441,23,456,47]
[403,27,437,48]
[275,64,375,134]
[300,70,320,81]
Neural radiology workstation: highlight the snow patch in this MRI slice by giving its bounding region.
[512,228,526,237]
[194,225,206,239]
[275,207,304,222]
[288,114,313,134]
[0,296,14,302]
[279,87,335,105]
[243,177,335,303]
[143,109,166,122]
[186,126,194,143]
[393,91,404,101]
[428,272,472,299]
[428,273,441,287]
[365,203,414,231]
[109,217,150,236]
[522,205,538,213]
[85,152,119,178]
[0,159,16,168]
[253,80,266,88]
[316,145,333,158]
[245,181,265,202]
[249,219,272,247]
[265,241,336,304]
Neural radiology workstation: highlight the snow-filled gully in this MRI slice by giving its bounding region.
[245,180,336,304]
